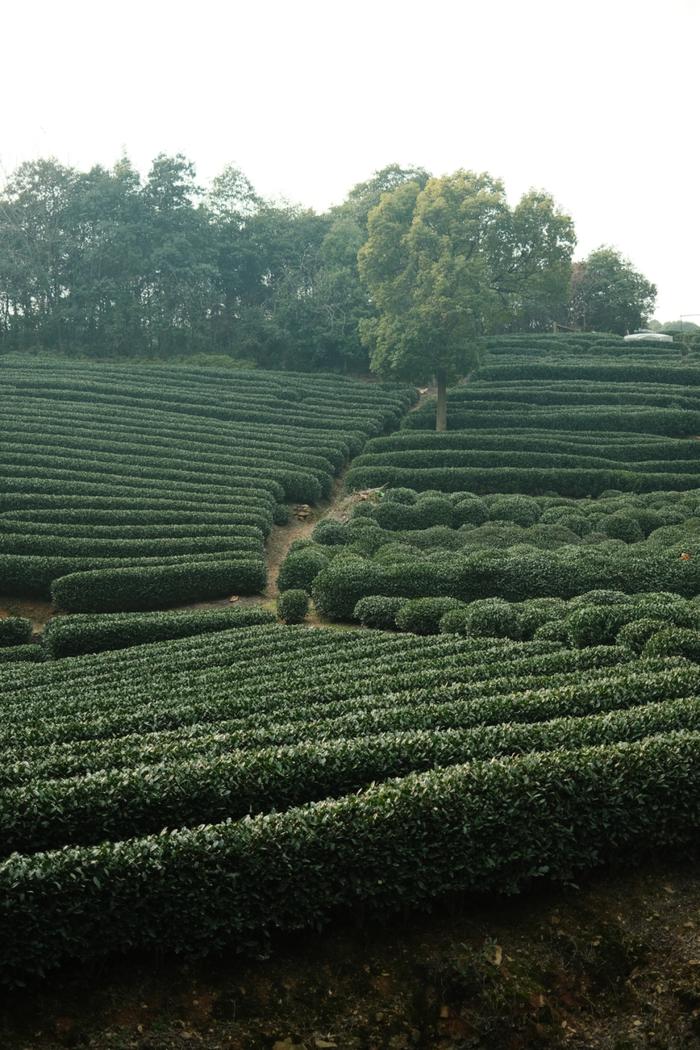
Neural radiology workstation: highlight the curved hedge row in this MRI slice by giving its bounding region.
[52,560,267,613]
[311,545,700,620]
[0,360,414,607]
[43,606,276,658]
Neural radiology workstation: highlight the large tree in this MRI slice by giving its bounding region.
[569,247,656,334]
[358,170,575,430]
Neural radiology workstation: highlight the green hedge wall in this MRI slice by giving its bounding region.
[0,617,33,647]
[43,606,276,658]
[2,733,699,982]
[51,560,267,613]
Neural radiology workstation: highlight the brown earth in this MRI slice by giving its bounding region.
[2,849,700,1049]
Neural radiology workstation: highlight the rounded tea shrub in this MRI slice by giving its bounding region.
[488,495,541,528]
[0,616,33,648]
[278,546,330,591]
[565,605,629,648]
[312,519,349,546]
[643,626,700,661]
[439,607,471,635]
[462,598,522,640]
[382,487,418,505]
[353,595,406,630]
[518,598,566,639]
[395,597,465,635]
[617,617,667,653]
[277,589,309,624]
[601,512,645,544]
[533,620,571,644]
[567,590,629,609]
[452,496,489,527]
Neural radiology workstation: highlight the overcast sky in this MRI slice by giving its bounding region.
[1,0,697,321]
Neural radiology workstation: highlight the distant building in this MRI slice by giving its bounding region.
[623,331,674,343]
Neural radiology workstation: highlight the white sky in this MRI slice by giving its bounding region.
[1,0,698,321]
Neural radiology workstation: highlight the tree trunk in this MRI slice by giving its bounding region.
[436,368,448,432]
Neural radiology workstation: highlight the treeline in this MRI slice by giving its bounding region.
[0,154,654,369]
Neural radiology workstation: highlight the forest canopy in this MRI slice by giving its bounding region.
[0,154,656,370]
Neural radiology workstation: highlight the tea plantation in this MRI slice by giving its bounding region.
[0,358,413,610]
[3,333,700,986]
[2,623,700,982]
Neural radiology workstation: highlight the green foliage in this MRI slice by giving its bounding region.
[460,598,523,640]
[0,617,33,647]
[276,589,310,624]
[43,606,275,658]
[0,360,413,604]
[0,644,44,663]
[488,495,541,528]
[311,519,349,545]
[358,171,574,427]
[617,618,667,653]
[644,628,700,662]
[278,546,330,592]
[395,597,465,635]
[52,560,267,613]
[353,595,406,629]
[569,248,657,334]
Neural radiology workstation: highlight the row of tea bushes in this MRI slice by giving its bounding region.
[0,616,32,647]
[0,358,414,608]
[350,590,700,648]
[310,542,700,619]
[1,620,700,980]
[43,606,277,658]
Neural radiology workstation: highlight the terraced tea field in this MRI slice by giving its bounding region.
[3,333,700,1002]
[0,359,413,610]
[3,623,700,983]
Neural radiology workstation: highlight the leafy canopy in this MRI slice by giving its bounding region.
[358,170,575,386]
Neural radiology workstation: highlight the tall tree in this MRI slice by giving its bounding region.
[569,247,656,334]
[358,170,575,429]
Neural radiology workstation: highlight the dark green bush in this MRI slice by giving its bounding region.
[643,627,700,662]
[353,595,406,629]
[488,495,541,527]
[565,605,631,648]
[438,607,471,635]
[461,598,522,640]
[533,621,571,643]
[43,606,275,659]
[518,599,566,639]
[0,643,44,663]
[0,617,33,647]
[382,488,418,504]
[617,618,667,653]
[601,512,645,543]
[312,519,349,546]
[277,589,309,624]
[51,560,266,613]
[452,495,490,526]
[395,597,465,635]
[277,547,330,591]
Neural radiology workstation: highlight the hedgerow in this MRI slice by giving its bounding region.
[0,644,44,664]
[0,617,33,647]
[2,732,700,981]
[311,546,700,620]
[51,560,267,613]
[0,360,414,604]
[42,606,276,659]
[276,590,309,624]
